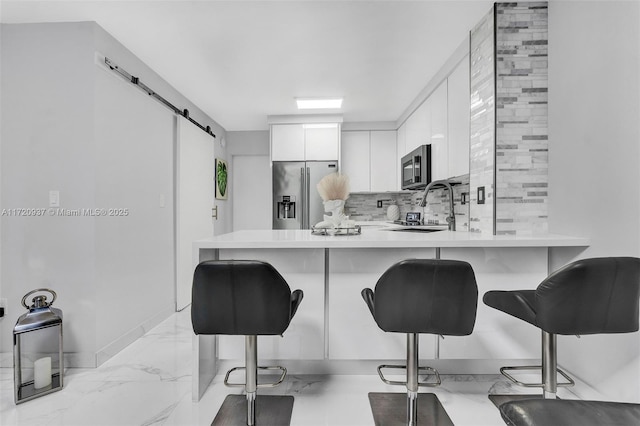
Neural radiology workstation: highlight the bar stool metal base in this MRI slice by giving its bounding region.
[368,392,453,426]
[497,331,575,400]
[223,366,287,389]
[500,365,575,389]
[216,335,290,425]
[377,364,442,387]
[212,394,294,426]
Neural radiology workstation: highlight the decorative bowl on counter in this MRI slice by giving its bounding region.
[311,225,362,236]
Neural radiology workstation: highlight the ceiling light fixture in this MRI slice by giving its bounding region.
[296,98,343,109]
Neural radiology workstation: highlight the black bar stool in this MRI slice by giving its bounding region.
[499,399,640,426]
[483,257,640,401]
[361,259,478,426]
[191,260,304,426]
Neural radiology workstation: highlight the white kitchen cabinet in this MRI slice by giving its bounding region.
[271,124,305,161]
[305,125,340,161]
[370,131,397,191]
[218,248,325,360]
[193,233,585,385]
[341,131,370,192]
[405,98,430,155]
[430,81,449,181]
[447,55,471,177]
[271,123,340,161]
[402,82,447,181]
[396,123,406,189]
[438,248,546,359]
[329,248,438,360]
[399,58,470,182]
[341,130,397,192]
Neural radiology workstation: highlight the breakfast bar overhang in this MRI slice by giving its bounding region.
[191,229,589,401]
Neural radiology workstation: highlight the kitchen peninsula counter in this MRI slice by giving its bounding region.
[192,229,588,401]
[193,229,589,250]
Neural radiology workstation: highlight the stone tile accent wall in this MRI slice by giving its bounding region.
[344,174,470,231]
[469,7,496,234]
[495,2,548,235]
[469,2,548,235]
[345,193,415,221]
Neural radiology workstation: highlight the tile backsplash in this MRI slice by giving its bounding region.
[469,1,548,235]
[344,174,470,231]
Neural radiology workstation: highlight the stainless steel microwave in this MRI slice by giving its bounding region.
[401,144,432,190]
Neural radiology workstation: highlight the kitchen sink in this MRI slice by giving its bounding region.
[381,224,448,233]
[385,227,446,233]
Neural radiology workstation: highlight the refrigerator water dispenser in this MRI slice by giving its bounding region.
[277,196,296,219]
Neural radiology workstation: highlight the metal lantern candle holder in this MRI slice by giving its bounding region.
[13,288,64,404]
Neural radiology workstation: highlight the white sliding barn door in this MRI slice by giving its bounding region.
[176,116,215,310]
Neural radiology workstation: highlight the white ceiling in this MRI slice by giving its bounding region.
[0,0,494,131]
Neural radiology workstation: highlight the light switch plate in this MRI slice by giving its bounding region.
[477,187,485,205]
[49,190,60,207]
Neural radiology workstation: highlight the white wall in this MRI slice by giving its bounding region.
[232,156,271,230]
[227,130,270,157]
[212,139,231,236]
[1,22,227,366]
[227,131,271,231]
[548,0,640,402]
[1,22,98,365]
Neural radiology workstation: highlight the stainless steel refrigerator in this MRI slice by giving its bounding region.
[273,161,339,229]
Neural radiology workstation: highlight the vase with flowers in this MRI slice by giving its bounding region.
[314,173,354,229]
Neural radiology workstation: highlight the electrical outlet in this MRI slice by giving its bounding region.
[377,200,383,208]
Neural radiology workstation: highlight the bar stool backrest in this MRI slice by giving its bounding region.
[536,257,640,335]
[192,260,295,336]
[372,259,478,335]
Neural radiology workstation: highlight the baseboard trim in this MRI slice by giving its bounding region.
[96,304,175,366]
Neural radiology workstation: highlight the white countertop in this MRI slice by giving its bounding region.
[194,228,590,250]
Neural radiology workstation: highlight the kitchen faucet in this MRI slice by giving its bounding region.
[419,180,456,231]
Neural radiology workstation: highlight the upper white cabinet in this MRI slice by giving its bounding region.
[271,124,305,161]
[430,80,449,181]
[341,131,370,192]
[400,81,449,181]
[396,55,470,181]
[447,55,471,177]
[341,130,397,192]
[271,123,340,161]
[370,131,397,191]
[396,123,406,189]
[405,98,430,155]
[305,126,340,161]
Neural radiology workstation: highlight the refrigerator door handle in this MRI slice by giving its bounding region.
[300,167,306,229]
[306,167,311,229]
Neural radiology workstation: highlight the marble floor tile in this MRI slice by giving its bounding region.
[1,308,599,425]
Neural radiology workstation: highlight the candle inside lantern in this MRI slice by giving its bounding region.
[33,357,52,389]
